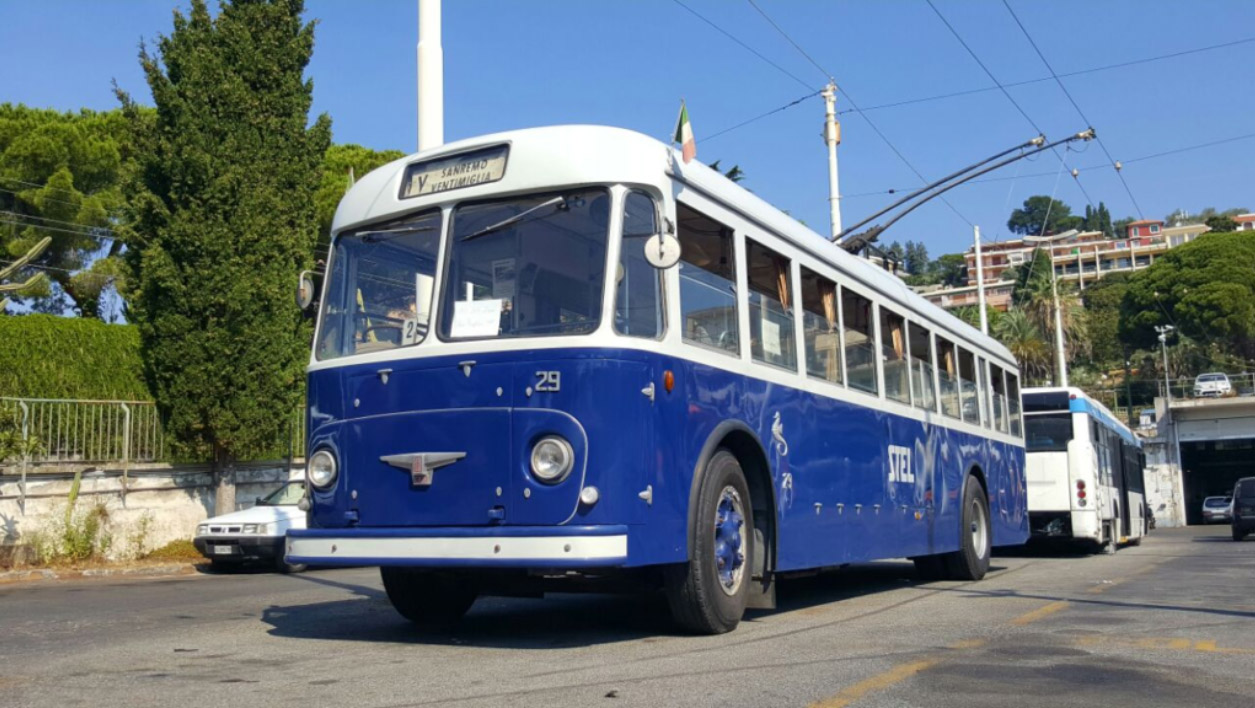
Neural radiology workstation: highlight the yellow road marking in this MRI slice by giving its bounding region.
[1076,636,1255,655]
[948,638,988,650]
[1010,600,1068,626]
[809,659,938,708]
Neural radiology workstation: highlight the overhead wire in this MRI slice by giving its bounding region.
[838,35,1255,116]
[1001,0,1145,219]
[742,0,973,227]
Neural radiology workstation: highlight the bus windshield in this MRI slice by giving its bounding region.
[439,188,611,340]
[1025,413,1073,452]
[317,210,441,360]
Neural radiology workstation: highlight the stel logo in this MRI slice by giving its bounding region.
[888,444,914,484]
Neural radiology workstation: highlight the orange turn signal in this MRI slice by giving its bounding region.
[663,370,675,393]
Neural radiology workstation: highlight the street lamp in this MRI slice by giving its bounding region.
[1024,229,1079,388]
[1156,324,1176,404]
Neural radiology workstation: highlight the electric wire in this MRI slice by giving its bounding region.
[705,90,822,143]
[670,0,813,91]
[0,210,117,236]
[742,0,973,227]
[1001,0,1145,219]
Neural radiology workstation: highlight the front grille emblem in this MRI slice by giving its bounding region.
[379,452,467,487]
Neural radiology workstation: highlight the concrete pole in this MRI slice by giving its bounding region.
[822,82,842,237]
[1051,244,1068,387]
[974,226,988,335]
[417,0,444,152]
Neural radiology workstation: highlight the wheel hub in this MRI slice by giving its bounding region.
[714,487,747,595]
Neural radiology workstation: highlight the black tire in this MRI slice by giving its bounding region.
[380,567,479,629]
[913,554,948,581]
[665,449,753,635]
[1234,526,1246,542]
[942,475,992,581]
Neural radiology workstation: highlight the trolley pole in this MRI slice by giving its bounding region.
[417,0,444,151]
[822,82,842,238]
[974,225,988,335]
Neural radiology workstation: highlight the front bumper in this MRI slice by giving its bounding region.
[286,525,629,568]
[1203,512,1232,523]
[194,535,285,562]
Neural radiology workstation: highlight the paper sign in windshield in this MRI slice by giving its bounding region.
[450,299,503,338]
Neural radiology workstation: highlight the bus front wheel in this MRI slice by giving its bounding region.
[381,567,478,629]
[942,476,992,581]
[666,450,754,635]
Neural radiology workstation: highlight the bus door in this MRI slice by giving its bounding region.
[1112,436,1131,537]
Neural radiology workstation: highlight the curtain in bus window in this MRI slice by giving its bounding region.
[747,239,796,371]
[801,267,841,384]
[677,204,738,355]
[1006,373,1023,437]
[990,365,1008,433]
[937,337,960,419]
[843,287,876,393]
[958,348,979,424]
[615,191,663,338]
[908,323,936,411]
[881,308,909,404]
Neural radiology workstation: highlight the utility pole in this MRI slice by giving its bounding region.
[822,82,842,238]
[417,0,444,152]
[1156,325,1175,404]
[1051,246,1067,387]
[974,225,988,335]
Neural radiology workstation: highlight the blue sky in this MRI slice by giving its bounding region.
[3,0,1253,256]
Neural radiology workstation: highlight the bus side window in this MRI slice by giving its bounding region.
[842,286,877,394]
[956,345,978,424]
[746,239,797,371]
[880,307,909,404]
[907,322,936,411]
[1006,372,1023,437]
[990,365,1009,433]
[677,203,739,356]
[615,191,664,338]
[801,266,842,385]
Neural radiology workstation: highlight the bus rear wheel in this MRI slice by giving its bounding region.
[665,450,753,635]
[381,567,478,629]
[942,476,992,581]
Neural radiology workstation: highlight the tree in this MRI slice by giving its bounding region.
[117,0,331,514]
[1112,216,1135,240]
[1007,195,1082,236]
[1120,232,1255,362]
[886,241,905,264]
[706,160,744,183]
[931,253,967,287]
[1081,271,1131,368]
[0,105,136,317]
[1205,215,1237,233]
[992,308,1050,383]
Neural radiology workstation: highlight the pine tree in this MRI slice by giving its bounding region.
[116,0,331,513]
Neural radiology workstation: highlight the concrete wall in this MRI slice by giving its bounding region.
[0,460,303,565]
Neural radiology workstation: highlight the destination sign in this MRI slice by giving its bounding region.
[400,145,509,199]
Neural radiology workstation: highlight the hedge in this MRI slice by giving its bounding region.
[0,314,152,400]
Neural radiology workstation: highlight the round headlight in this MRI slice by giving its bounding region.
[309,449,338,489]
[530,436,574,484]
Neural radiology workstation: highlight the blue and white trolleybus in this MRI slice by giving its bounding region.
[287,126,1028,633]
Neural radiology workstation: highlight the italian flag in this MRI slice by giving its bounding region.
[674,101,696,164]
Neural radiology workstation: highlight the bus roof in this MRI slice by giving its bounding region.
[1023,386,1139,447]
[333,125,1015,366]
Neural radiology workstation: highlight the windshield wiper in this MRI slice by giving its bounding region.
[359,224,437,244]
[463,196,567,241]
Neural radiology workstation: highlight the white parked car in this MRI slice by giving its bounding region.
[1193,373,1232,398]
[194,480,307,573]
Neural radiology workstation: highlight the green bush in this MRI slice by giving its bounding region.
[0,313,151,399]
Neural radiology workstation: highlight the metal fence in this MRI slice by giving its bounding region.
[1160,373,1255,401]
[1,397,166,465]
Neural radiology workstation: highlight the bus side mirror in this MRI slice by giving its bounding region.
[297,270,317,311]
[644,218,681,269]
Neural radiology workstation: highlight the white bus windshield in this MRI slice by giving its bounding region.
[439,188,611,340]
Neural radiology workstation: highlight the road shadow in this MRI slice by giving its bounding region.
[994,542,1097,559]
[259,560,973,649]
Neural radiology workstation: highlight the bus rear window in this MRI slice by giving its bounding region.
[1025,413,1072,452]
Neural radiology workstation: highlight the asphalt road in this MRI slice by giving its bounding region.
[3,525,1254,708]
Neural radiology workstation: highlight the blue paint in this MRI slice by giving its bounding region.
[1069,396,1139,447]
[291,347,1029,569]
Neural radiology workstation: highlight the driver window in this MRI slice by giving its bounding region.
[678,204,739,356]
[615,191,664,338]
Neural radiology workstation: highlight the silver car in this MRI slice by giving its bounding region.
[1193,373,1232,398]
[1202,496,1233,524]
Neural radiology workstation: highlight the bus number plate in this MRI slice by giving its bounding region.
[535,371,561,392]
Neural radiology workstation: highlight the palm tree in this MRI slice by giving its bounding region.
[993,308,1050,384]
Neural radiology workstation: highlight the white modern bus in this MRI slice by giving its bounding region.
[1024,387,1147,551]
[287,125,1028,633]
